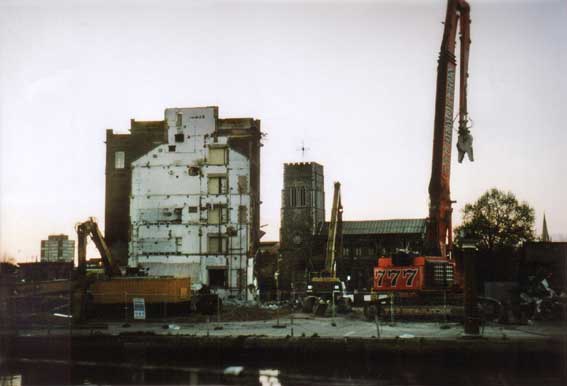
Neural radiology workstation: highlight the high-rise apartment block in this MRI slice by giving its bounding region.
[40,235,75,263]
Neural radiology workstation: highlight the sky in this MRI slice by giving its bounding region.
[1,0,566,262]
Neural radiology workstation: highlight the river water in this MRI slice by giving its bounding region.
[1,358,565,386]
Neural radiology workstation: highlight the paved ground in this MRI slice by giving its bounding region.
[15,312,567,340]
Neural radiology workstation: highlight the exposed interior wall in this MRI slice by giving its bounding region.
[127,107,262,300]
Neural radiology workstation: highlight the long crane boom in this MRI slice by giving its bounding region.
[426,0,473,258]
[324,181,343,277]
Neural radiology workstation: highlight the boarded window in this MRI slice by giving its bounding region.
[238,206,248,224]
[208,147,228,165]
[173,208,183,222]
[208,236,228,254]
[237,269,246,289]
[208,175,228,194]
[208,268,227,287]
[160,208,182,223]
[237,175,248,194]
[207,205,228,224]
[115,151,125,169]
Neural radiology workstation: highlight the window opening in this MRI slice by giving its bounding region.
[299,187,306,207]
[289,187,297,207]
[237,176,248,194]
[238,206,248,224]
[115,151,125,169]
[207,204,228,224]
[208,147,228,165]
[208,268,227,287]
[208,175,228,195]
[208,235,228,254]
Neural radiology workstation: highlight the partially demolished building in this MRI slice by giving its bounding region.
[106,106,262,299]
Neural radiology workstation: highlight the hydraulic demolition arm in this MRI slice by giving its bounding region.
[76,217,120,277]
[426,0,473,257]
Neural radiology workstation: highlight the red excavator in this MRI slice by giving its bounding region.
[363,0,496,320]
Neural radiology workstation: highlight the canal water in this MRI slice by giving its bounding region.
[1,358,565,386]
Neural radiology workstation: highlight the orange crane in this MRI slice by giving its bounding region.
[426,0,473,259]
[363,0,483,320]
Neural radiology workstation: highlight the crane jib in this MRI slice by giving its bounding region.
[441,66,456,180]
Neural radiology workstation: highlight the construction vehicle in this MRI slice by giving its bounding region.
[363,0,500,321]
[73,218,191,320]
[302,182,353,315]
[76,217,121,277]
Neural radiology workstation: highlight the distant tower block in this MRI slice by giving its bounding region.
[279,162,325,290]
[40,234,75,263]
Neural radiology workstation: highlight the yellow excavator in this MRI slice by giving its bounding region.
[302,182,353,315]
[76,217,120,277]
[72,218,191,321]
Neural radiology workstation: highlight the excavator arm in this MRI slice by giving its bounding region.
[324,182,343,277]
[426,0,472,257]
[77,217,120,277]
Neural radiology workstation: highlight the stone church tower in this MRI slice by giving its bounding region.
[279,162,325,293]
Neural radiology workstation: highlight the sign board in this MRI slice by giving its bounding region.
[373,267,423,291]
[133,298,146,320]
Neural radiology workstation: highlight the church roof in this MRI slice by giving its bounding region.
[320,218,426,236]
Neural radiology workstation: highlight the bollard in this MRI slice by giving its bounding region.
[331,291,336,327]
[390,292,395,326]
[124,292,128,324]
[217,295,221,323]
[375,312,380,339]
[291,315,294,337]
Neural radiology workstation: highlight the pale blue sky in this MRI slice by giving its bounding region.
[1,0,565,261]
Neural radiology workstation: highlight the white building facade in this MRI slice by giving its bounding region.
[129,107,262,300]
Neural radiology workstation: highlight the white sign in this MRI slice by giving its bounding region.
[133,298,146,320]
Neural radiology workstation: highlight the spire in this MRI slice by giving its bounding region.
[541,213,551,242]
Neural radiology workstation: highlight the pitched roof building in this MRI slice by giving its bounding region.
[316,218,426,292]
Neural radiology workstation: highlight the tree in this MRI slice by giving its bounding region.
[454,188,535,254]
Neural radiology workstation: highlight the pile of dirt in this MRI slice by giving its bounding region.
[220,305,292,322]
